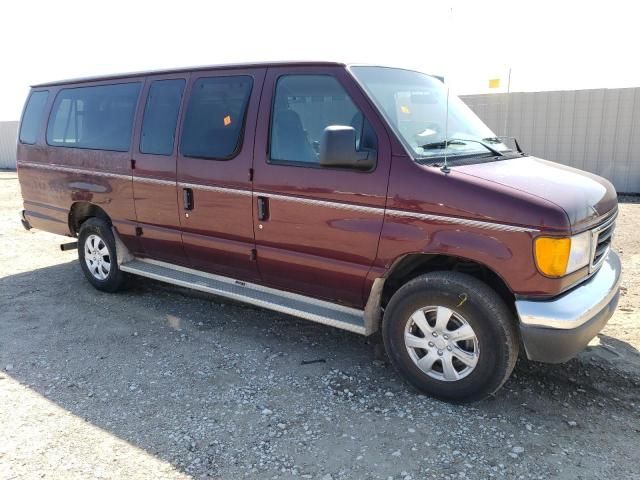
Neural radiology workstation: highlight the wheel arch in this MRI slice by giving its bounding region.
[381,253,515,312]
[68,202,112,236]
[364,252,517,336]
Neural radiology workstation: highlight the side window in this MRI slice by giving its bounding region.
[181,75,253,160]
[140,79,185,155]
[269,75,377,166]
[47,83,141,151]
[19,91,49,144]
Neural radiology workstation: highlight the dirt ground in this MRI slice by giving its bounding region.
[0,171,638,480]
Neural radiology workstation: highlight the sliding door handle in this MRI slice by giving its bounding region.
[257,196,269,221]
[183,188,194,211]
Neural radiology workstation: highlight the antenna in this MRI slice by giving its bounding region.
[441,5,453,174]
[441,87,450,174]
[502,66,512,136]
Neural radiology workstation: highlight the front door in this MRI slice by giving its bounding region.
[131,73,189,264]
[176,68,265,281]
[252,66,392,307]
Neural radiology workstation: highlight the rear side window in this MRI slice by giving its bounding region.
[19,91,49,144]
[181,76,253,160]
[47,83,141,152]
[140,79,185,155]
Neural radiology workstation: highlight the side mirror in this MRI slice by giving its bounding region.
[319,126,375,170]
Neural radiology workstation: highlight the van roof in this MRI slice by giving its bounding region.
[31,61,348,87]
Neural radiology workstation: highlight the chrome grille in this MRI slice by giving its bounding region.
[590,213,616,272]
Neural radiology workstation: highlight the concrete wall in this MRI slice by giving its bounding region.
[461,88,640,193]
[0,121,18,169]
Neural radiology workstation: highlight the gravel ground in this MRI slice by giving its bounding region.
[1,171,639,480]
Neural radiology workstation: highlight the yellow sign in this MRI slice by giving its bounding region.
[400,105,411,114]
[488,78,500,89]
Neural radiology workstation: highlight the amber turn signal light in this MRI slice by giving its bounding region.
[534,237,571,277]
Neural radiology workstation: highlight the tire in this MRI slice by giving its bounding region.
[382,271,519,402]
[78,218,126,292]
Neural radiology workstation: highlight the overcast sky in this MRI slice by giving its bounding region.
[1,0,638,120]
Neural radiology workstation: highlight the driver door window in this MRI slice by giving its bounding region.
[269,75,376,166]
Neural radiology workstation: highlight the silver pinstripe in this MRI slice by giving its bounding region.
[19,162,538,233]
[134,176,175,187]
[254,191,383,215]
[180,182,253,196]
[19,161,132,181]
[384,209,539,233]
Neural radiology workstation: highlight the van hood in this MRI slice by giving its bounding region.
[456,156,617,232]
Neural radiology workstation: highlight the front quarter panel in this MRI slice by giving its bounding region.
[376,155,585,297]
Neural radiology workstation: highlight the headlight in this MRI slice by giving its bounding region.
[534,231,591,277]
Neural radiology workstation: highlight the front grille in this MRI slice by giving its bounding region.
[590,213,616,272]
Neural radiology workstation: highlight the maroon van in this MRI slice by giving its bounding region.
[16,62,621,401]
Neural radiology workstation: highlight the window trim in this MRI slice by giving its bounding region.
[45,81,142,153]
[19,90,50,145]
[139,78,186,157]
[266,74,377,172]
[179,74,254,162]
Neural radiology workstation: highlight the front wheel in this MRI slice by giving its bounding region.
[78,218,126,292]
[382,271,519,402]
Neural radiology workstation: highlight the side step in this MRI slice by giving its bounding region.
[120,258,366,335]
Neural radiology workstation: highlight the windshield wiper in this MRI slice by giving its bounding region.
[483,136,524,154]
[420,139,467,149]
[420,138,504,157]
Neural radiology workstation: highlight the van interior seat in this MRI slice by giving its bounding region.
[273,109,316,163]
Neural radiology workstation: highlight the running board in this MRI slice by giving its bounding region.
[119,258,367,335]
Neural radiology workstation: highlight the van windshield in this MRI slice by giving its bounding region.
[349,66,510,160]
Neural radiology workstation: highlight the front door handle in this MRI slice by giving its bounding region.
[257,196,269,221]
[183,188,194,211]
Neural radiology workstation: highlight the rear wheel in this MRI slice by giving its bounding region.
[78,218,126,292]
[382,271,519,402]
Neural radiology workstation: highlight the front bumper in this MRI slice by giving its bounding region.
[515,250,622,363]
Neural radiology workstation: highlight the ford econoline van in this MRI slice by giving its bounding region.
[17,62,621,401]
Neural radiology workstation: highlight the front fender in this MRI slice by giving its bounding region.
[373,217,542,296]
